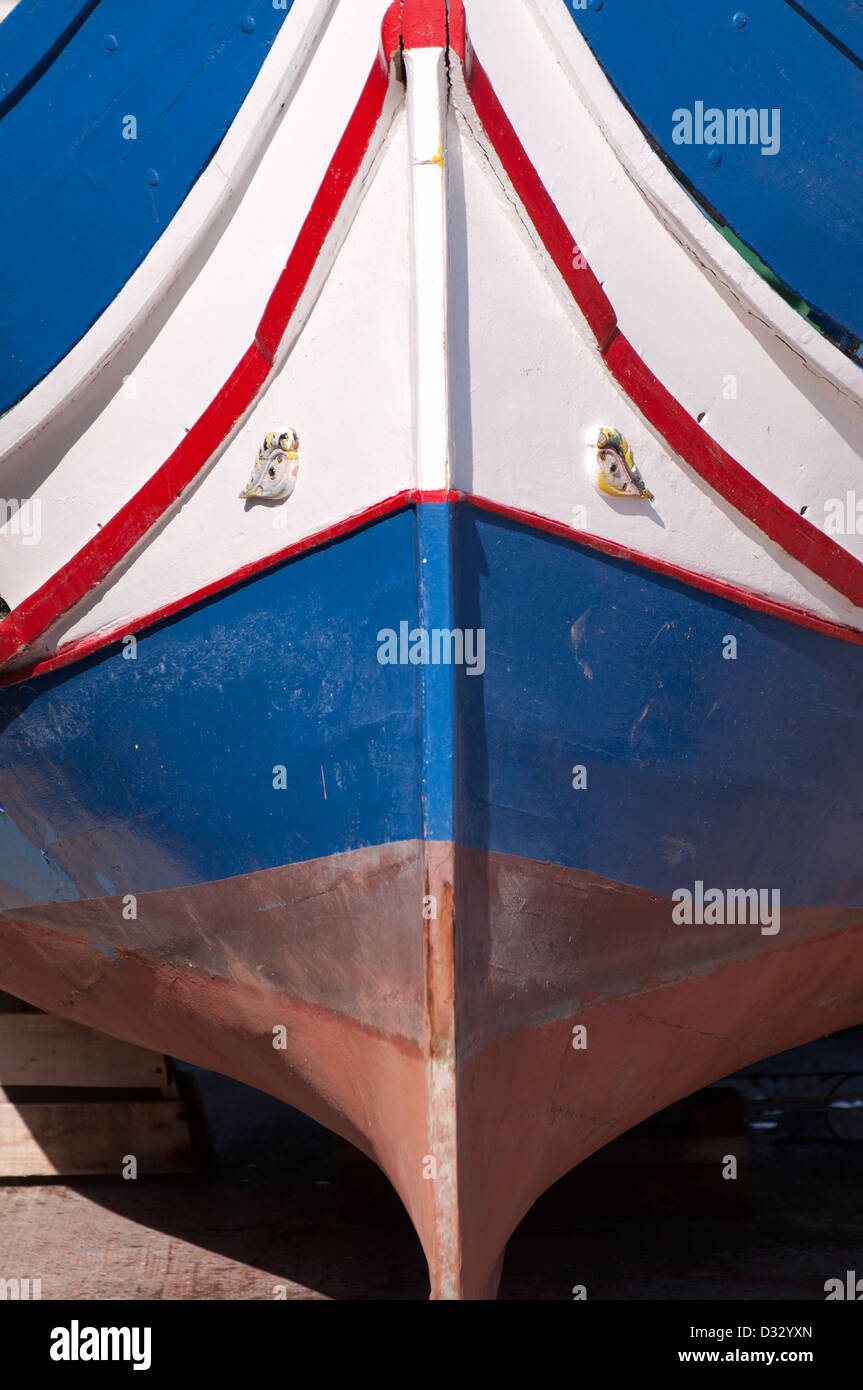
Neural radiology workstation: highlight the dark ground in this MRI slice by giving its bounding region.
[1,1028,862,1300]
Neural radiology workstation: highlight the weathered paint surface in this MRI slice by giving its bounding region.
[452,507,863,906]
[4,0,863,679]
[0,843,862,1297]
[1,500,862,1296]
[1,504,860,914]
[0,508,423,904]
[1,1,862,1300]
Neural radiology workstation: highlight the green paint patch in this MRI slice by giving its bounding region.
[708,214,863,367]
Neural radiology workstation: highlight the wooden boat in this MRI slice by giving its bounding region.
[0,0,862,1299]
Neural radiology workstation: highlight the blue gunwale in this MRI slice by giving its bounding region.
[563,0,863,352]
[0,0,295,415]
[0,0,101,114]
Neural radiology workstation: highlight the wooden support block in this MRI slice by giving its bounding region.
[0,1013,172,1091]
[0,992,207,1177]
[0,1099,197,1177]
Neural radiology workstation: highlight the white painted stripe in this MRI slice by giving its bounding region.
[406,47,452,493]
[0,0,339,464]
[4,1,862,661]
[464,0,863,566]
[0,0,394,611]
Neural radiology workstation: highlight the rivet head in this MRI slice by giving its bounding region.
[146,168,160,187]
[104,33,118,51]
[588,0,604,10]
[708,148,723,167]
[241,15,256,33]
[732,11,747,27]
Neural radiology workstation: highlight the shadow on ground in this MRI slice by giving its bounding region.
[1,1029,862,1299]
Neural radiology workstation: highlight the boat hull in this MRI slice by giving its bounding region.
[0,841,862,1298]
[1,501,862,1296]
[2,0,863,1299]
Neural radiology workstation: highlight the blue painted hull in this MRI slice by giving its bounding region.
[0,503,860,913]
[3,0,863,1300]
[564,0,863,350]
[0,507,423,904]
[2,500,863,1298]
[0,0,295,413]
[454,506,863,908]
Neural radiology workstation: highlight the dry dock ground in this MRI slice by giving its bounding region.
[1,1030,862,1301]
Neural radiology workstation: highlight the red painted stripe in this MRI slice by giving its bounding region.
[461,493,863,647]
[381,1,466,65]
[604,334,863,610]
[3,17,861,686]
[0,55,393,675]
[467,56,618,354]
[0,344,269,672]
[401,0,448,51]
[0,489,423,688]
[464,46,863,614]
[1,487,859,690]
[0,486,462,687]
[380,1,403,65]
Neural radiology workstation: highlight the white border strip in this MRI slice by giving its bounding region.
[527,0,863,409]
